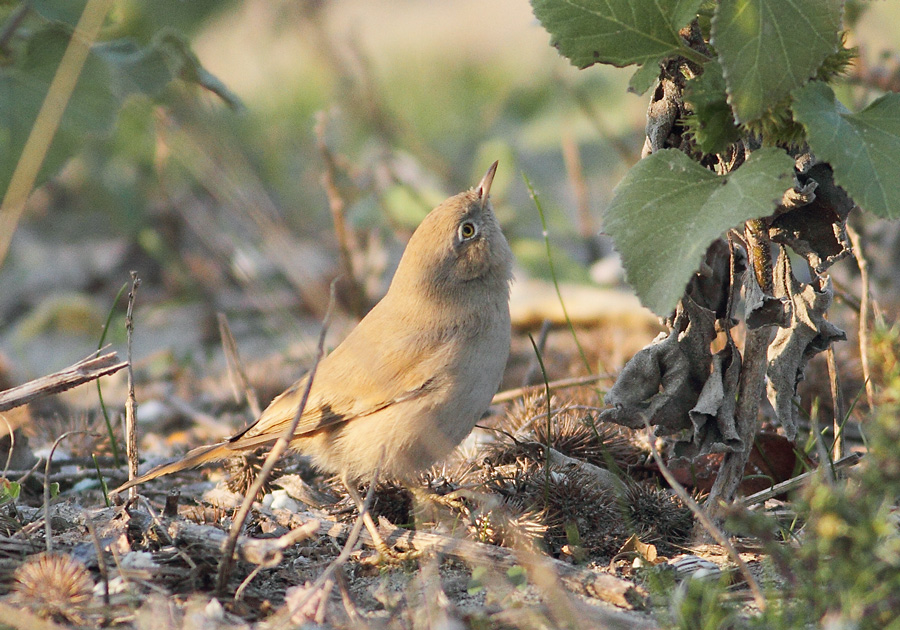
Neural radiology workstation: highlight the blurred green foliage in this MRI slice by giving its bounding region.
[0,1,239,199]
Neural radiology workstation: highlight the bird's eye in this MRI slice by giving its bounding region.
[458,221,477,240]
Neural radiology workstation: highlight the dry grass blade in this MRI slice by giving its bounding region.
[0,0,114,266]
[0,350,127,412]
[491,373,613,404]
[218,312,262,418]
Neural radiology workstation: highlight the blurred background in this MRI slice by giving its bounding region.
[0,0,898,399]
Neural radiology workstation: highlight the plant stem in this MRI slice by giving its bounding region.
[707,324,775,509]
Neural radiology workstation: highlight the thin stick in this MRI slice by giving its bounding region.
[138,497,198,571]
[85,520,110,607]
[642,420,767,611]
[491,373,614,405]
[234,565,264,602]
[741,452,862,507]
[288,472,379,615]
[0,349,127,412]
[315,112,366,319]
[0,0,114,267]
[336,572,363,626]
[846,224,875,411]
[218,313,262,418]
[124,272,141,500]
[215,283,337,596]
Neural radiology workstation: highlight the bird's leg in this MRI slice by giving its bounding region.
[342,475,420,564]
[342,477,391,556]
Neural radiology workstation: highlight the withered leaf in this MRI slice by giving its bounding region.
[766,253,846,440]
[675,338,743,458]
[768,162,853,273]
[602,297,715,436]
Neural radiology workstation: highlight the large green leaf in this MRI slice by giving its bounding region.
[683,60,741,154]
[605,147,793,316]
[0,26,240,195]
[793,81,900,220]
[531,0,706,69]
[0,27,119,193]
[26,0,89,25]
[711,0,842,123]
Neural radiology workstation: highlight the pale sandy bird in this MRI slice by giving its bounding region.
[115,163,513,541]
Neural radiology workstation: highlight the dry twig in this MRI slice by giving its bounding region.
[371,521,647,609]
[741,452,862,507]
[124,272,141,499]
[286,472,379,617]
[215,283,337,595]
[315,111,366,319]
[642,420,767,611]
[0,350,127,413]
[847,224,875,411]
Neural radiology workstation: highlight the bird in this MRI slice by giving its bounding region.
[114,162,513,552]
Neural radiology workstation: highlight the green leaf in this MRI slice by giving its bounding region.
[605,148,793,316]
[530,0,706,69]
[683,60,741,154]
[628,61,661,96]
[26,0,88,26]
[0,480,21,503]
[507,565,528,589]
[0,26,119,192]
[0,25,241,194]
[154,31,244,110]
[95,40,177,99]
[467,566,487,595]
[793,82,900,220]
[711,0,842,123]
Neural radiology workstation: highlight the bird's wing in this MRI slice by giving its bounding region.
[227,317,451,451]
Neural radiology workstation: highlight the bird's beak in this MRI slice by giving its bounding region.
[477,160,499,209]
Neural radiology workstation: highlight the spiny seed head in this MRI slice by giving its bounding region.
[532,409,644,471]
[471,499,547,550]
[12,552,94,624]
[370,481,413,526]
[511,466,628,558]
[224,451,284,500]
[335,481,413,526]
[500,392,556,433]
[624,482,695,547]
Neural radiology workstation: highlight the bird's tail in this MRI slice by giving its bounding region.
[112,441,234,494]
